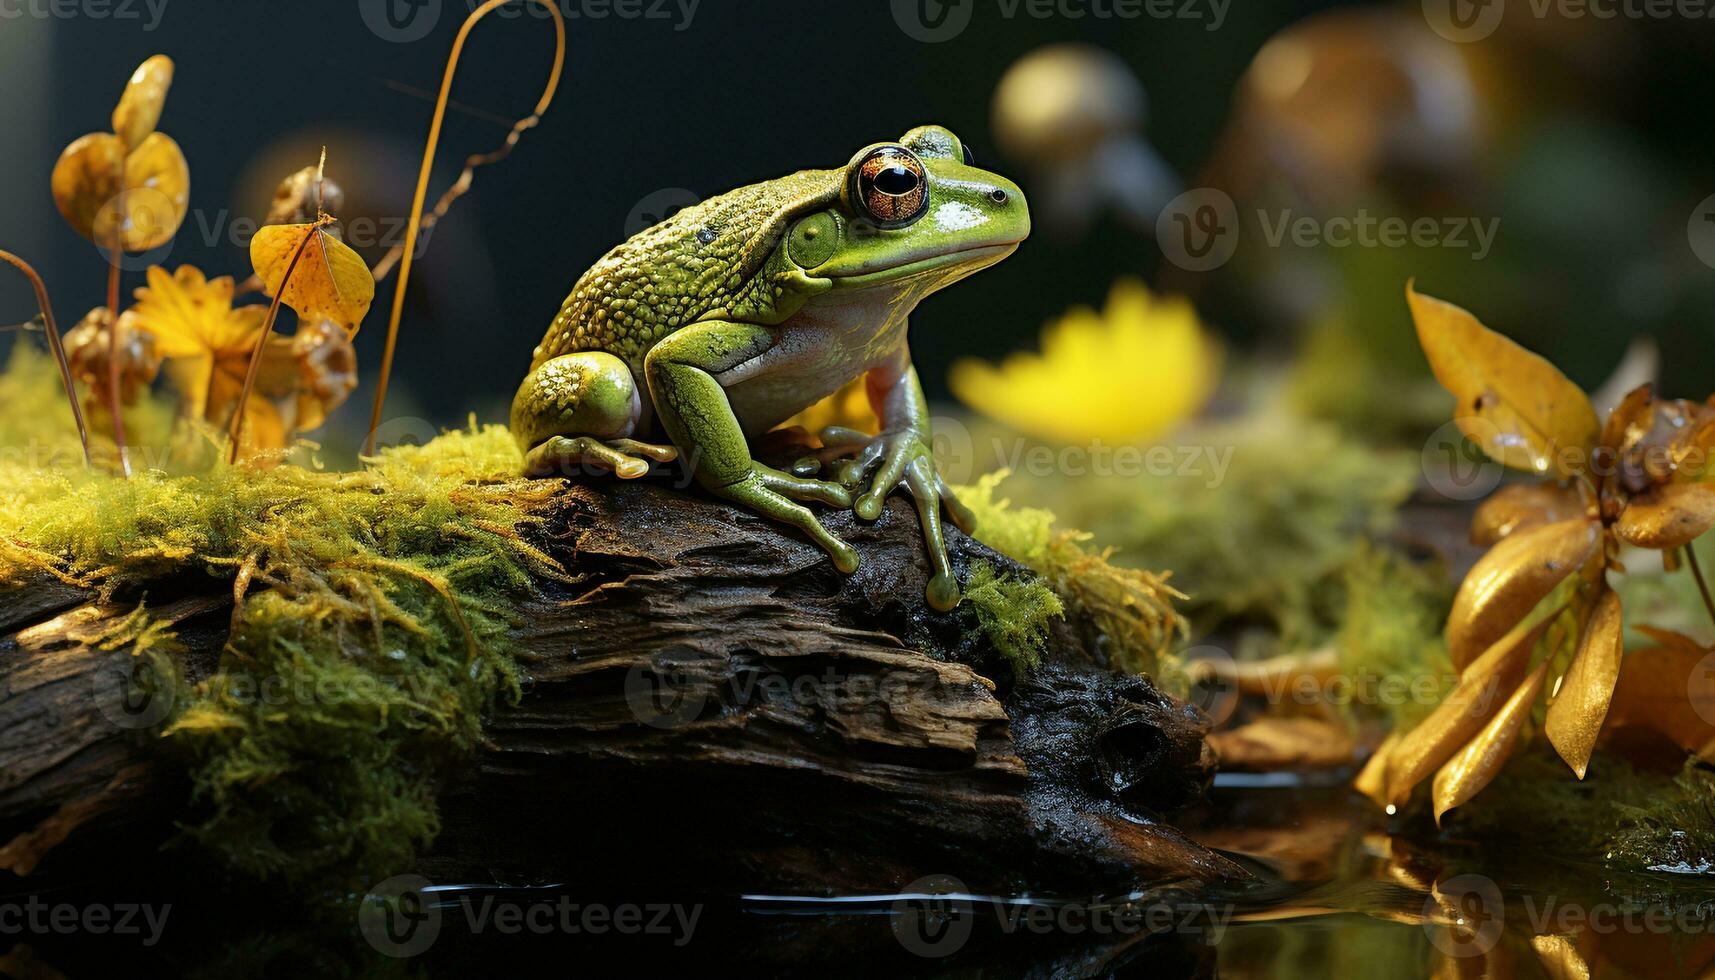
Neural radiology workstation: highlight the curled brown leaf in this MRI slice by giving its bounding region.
[1613,482,1715,551]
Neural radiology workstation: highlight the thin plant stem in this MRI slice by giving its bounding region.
[1689,545,1715,632]
[365,0,565,456]
[228,221,322,463]
[105,238,131,476]
[0,249,92,467]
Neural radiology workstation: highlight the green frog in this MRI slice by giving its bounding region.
[511,125,1029,611]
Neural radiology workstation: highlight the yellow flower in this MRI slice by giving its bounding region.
[127,264,292,451]
[949,278,1220,444]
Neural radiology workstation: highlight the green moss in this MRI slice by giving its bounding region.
[1446,749,1715,875]
[0,348,566,890]
[962,560,1064,673]
[956,471,1186,674]
[1331,545,1454,730]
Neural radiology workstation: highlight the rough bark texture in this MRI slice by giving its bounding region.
[0,481,1245,898]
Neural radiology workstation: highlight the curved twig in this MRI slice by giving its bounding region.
[228,218,327,462]
[364,0,566,456]
[0,250,92,467]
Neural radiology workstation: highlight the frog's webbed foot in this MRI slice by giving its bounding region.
[522,435,678,479]
[815,425,977,612]
[713,468,859,573]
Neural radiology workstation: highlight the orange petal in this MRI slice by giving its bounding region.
[1447,518,1599,671]
[1383,614,1552,807]
[1470,482,1586,547]
[1545,588,1624,778]
[1433,660,1550,824]
[1614,483,1715,550]
[1407,283,1599,478]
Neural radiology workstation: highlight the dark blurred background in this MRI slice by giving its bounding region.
[3,0,1714,447]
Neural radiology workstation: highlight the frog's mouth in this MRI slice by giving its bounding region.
[822,243,1019,290]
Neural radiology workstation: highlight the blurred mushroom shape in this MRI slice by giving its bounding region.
[991,43,1178,240]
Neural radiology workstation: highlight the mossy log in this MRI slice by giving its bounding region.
[0,480,1245,898]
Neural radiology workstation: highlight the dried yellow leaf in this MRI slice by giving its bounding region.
[1433,660,1549,824]
[49,133,126,243]
[1599,382,1655,454]
[1407,282,1599,478]
[1545,587,1624,778]
[1447,517,1599,671]
[1470,482,1586,547]
[1383,614,1551,807]
[111,54,173,150]
[250,222,375,333]
[1613,482,1715,550]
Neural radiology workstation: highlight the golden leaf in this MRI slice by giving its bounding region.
[1447,518,1599,671]
[1545,587,1624,778]
[1353,730,1401,808]
[1614,482,1715,550]
[1606,628,1715,762]
[52,132,189,253]
[250,222,375,332]
[1470,482,1586,547]
[948,279,1220,444]
[1383,615,1551,806]
[111,54,173,150]
[1407,283,1599,477]
[1433,660,1549,824]
[50,133,126,242]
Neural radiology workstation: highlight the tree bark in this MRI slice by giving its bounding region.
[0,481,1245,898]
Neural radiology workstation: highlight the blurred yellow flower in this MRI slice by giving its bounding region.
[949,279,1220,444]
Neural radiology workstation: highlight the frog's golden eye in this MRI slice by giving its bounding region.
[848,145,929,229]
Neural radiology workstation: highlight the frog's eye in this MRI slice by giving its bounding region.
[848,145,929,229]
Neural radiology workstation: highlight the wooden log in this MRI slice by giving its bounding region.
[0,480,1246,897]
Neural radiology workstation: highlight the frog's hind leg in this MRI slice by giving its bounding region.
[512,352,679,478]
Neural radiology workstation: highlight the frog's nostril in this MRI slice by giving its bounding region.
[988,188,1009,205]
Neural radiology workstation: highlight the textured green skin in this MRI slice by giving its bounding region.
[511,126,1029,610]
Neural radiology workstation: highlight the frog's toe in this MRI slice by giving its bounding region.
[755,465,852,509]
[522,435,674,480]
[926,572,961,613]
[788,455,823,479]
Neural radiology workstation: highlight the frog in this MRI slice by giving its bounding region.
[511,125,1029,612]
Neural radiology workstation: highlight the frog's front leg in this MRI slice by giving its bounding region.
[644,321,860,573]
[823,353,976,612]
